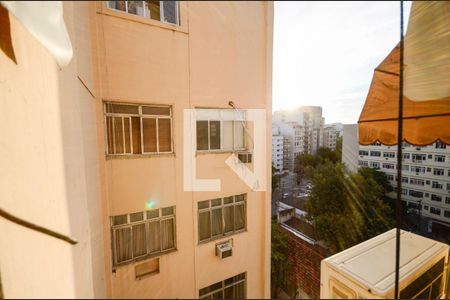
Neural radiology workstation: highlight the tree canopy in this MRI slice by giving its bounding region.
[305,162,395,253]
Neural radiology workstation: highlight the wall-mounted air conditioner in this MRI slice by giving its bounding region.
[320,229,449,299]
[216,240,233,259]
[237,152,252,164]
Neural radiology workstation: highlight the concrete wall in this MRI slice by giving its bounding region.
[0,2,105,298]
[92,1,273,298]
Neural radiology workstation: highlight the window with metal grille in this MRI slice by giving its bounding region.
[199,273,246,299]
[198,194,246,243]
[111,206,176,267]
[104,102,172,155]
[107,1,179,25]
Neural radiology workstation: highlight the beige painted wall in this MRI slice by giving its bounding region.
[93,1,273,298]
[0,2,106,298]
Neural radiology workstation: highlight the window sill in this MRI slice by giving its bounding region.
[196,150,250,155]
[197,229,247,246]
[106,153,175,160]
[98,4,188,34]
[112,248,177,271]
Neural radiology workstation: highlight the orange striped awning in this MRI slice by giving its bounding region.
[358,1,450,146]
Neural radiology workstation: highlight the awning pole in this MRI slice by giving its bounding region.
[394,1,404,299]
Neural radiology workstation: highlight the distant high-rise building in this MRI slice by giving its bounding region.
[273,106,325,171]
[323,123,343,151]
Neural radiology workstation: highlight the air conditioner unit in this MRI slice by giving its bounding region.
[237,152,252,164]
[320,229,449,299]
[216,241,233,259]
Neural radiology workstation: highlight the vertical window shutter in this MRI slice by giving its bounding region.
[131,117,142,154]
[143,118,157,152]
[197,121,209,150]
[115,227,132,263]
[132,223,147,257]
[158,119,172,152]
[198,211,211,241]
[211,208,223,237]
[114,117,124,154]
[161,218,175,250]
[148,221,161,253]
[162,1,177,24]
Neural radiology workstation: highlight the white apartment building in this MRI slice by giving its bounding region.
[323,123,343,151]
[272,127,284,172]
[358,141,450,226]
[273,122,309,171]
[273,106,324,155]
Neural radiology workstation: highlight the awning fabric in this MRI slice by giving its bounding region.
[0,1,73,67]
[358,1,450,146]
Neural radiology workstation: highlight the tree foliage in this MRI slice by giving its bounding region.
[271,219,291,298]
[305,162,395,253]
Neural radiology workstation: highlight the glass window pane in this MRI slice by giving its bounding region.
[131,117,142,154]
[106,116,114,154]
[161,206,174,216]
[197,121,209,150]
[105,103,139,114]
[113,214,128,226]
[235,194,245,203]
[235,204,245,230]
[142,106,170,115]
[127,1,144,16]
[132,223,147,257]
[234,121,245,149]
[161,218,175,250]
[224,206,234,233]
[114,117,124,154]
[209,121,221,150]
[199,282,223,297]
[198,200,210,210]
[199,211,211,241]
[115,227,132,263]
[143,118,157,152]
[222,121,234,150]
[162,1,178,24]
[130,212,144,222]
[146,0,160,21]
[148,221,161,253]
[158,118,172,152]
[146,209,159,219]
[224,196,234,204]
[211,208,223,237]
[124,117,131,153]
[108,1,126,12]
[211,198,221,207]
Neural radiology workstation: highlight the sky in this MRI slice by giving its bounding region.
[273,1,412,124]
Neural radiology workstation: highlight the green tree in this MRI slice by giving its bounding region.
[305,162,395,253]
[271,219,291,298]
[294,152,318,181]
[335,135,343,161]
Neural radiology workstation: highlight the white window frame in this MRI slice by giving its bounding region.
[106,1,180,25]
[111,206,177,267]
[199,273,246,299]
[104,102,173,156]
[196,120,246,152]
[197,194,247,244]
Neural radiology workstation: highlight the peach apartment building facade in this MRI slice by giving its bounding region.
[0,1,273,298]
